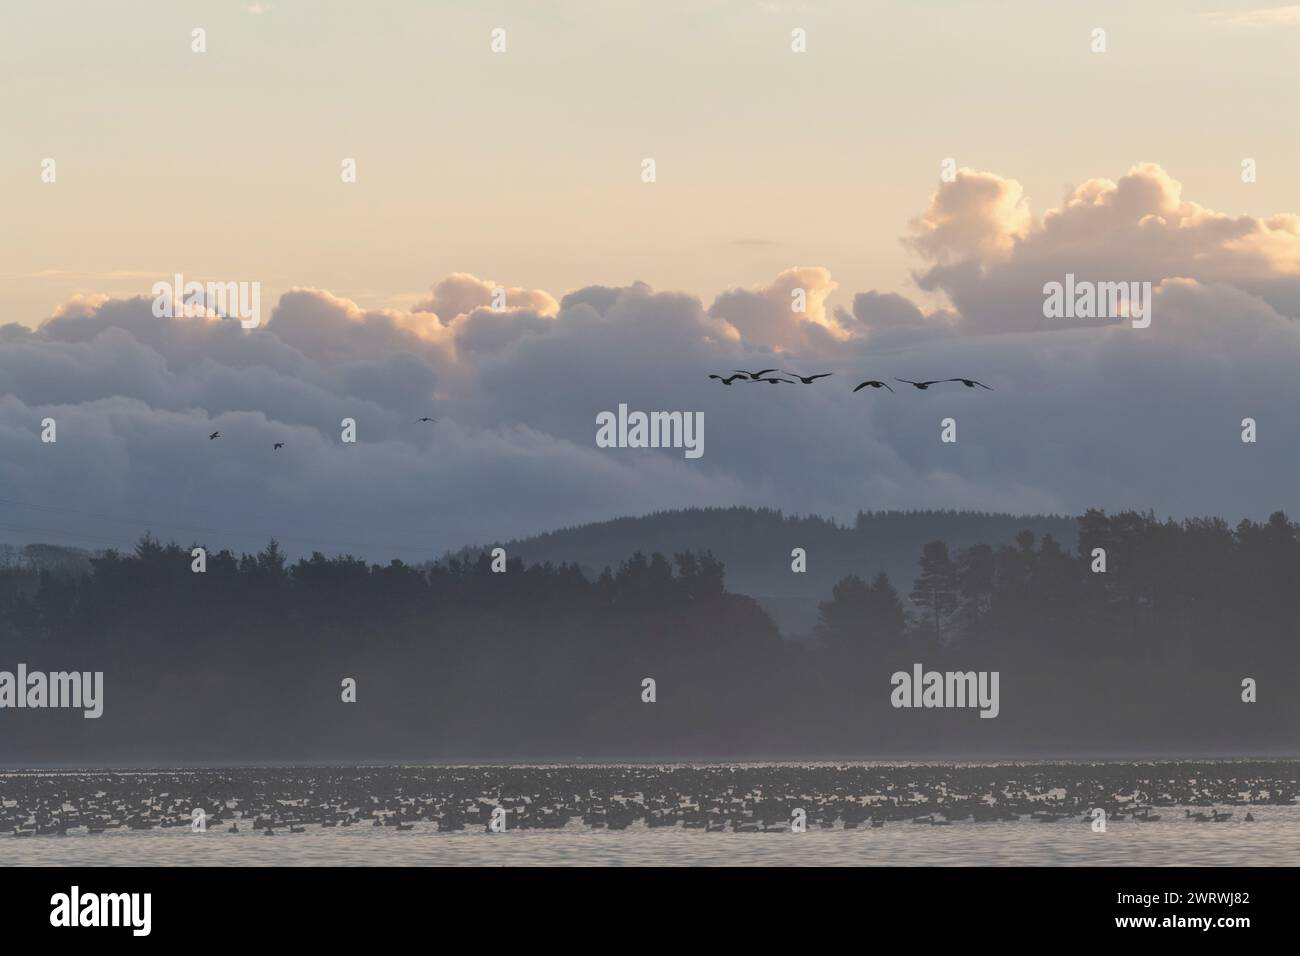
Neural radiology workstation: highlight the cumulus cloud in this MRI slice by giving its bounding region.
[413,272,558,323]
[4,167,1300,559]
[708,267,845,353]
[832,291,958,351]
[907,168,1035,265]
[906,163,1300,333]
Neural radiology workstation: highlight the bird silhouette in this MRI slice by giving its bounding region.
[945,378,992,389]
[208,431,220,440]
[732,369,778,380]
[273,442,284,450]
[747,375,796,384]
[895,378,943,390]
[853,380,894,393]
[708,374,747,385]
[417,417,438,423]
[781,371,833,384]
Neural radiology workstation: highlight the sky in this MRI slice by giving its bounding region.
[2,1,1300,558]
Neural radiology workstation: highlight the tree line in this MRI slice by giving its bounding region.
[0,508,1294,763]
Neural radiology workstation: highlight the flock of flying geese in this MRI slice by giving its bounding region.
[199,372,991,443]
[708,370,991,392]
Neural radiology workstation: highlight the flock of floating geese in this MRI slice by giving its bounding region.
[2,763,1289,837]
[709,371,992,392]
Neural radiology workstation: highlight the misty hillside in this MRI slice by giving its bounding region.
[2,510,1295,763]
[454,508,1079,636]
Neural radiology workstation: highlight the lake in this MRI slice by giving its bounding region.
[3,761,1296,866]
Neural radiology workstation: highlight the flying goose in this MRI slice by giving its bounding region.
[895,378,944,390]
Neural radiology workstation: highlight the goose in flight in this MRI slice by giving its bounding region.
[208,431,220,440]
[708,373,747,385]
[946,378,992,389]
[417,417,438,423]
[894,374,946,387]
[747,375,796,384]
[732,369,778,380]
[781,371,833,384]
[273,442,284,450]
[853,380,894,392]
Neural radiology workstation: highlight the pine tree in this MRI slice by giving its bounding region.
[910,540,959,643]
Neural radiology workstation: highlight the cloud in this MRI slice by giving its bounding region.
[907,168,1035,265]
[412,272,558,324]
[905,163,1300,333]
[833,291,958,351]
[708,266,844,353]
[4,167,1300,559]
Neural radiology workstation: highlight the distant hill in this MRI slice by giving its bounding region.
[451,507,1079,636]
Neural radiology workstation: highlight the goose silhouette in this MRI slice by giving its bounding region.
[708,374,747,385]
[853,380,894,393]
[781,371,832,384]
[895,378,943,390]
[208,431,220,440]
[945,378,992,389]
[732,369,778,380]
[273,442,284,450]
